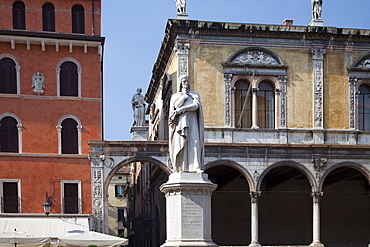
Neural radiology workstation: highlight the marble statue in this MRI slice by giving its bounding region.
[131,88,146,127]
[169,76,204,172]
[31,72,44,95]
[175,0,186,13]
[312,0,322,19]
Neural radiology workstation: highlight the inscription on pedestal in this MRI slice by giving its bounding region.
[182,197,203,236]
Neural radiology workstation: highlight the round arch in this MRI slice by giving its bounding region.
[255,76,280,90]
[205,159,255,191]
[104,156,171,192]
[319,162,370,191]
[256,160,317,191]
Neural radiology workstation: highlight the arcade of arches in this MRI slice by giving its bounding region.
[89,141,369,247]
[106,160,369,247]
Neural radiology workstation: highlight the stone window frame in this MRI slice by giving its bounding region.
[56,57,82,97]
[223,47,287,129]
[0,54,21,95]
[348,52,370,130]
[0,112,22,153]
[0,179,22,213]
[61,180,82,214]
[56,115,82,154]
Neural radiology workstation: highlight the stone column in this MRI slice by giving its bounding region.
[160,172,218,247]
[310,191,324,247]
[249,191,261,246]
[251,88,259,129]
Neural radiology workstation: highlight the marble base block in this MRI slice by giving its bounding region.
[130,126,148,141]
[160,172,218,247]
[309,19,323,27]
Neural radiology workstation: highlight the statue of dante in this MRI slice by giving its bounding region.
[131,88,146,127]
[169,76,204,172]
[312,0,322,19]
[175,0,186,13]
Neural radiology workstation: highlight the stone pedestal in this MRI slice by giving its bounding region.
[309,19,323,27]
[130,126,148,141]
[176,13,188,20]
[160,172,218,247]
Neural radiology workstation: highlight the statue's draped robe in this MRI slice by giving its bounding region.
[169,91,204,172]
[132,94,145,126]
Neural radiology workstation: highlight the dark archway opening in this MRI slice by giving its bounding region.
[321,166,370,247]
[205,165,251,246]
[107,160,168,247]
[259,165,312,245]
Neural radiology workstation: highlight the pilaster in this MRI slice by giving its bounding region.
[312,48,326,130]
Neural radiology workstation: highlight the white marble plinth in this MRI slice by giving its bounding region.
[130,126,148,141]
[160,172,218,247]
[309,19,323,27]
[176,13,188,20]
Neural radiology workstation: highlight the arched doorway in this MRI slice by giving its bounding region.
[258,164,313,245]
[321,165,370,247]
[205,162,252,246]
[105,158,170,247]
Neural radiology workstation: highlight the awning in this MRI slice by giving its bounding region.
[0,232,50,247]
[0,217,90,238]
[59,231,128,247]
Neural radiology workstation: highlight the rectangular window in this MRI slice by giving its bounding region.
[115,185,125,197]
[1,180,20,213]
[117,208,125,221]
[62,181,81,214]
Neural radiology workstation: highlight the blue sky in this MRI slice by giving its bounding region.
[101,0,370,140]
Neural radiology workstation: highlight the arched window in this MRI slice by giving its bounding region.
[61,118,78,154]
[0,117,19,153]
[60,62,78,96]
[358,84,370,131]
[257,81,275,129]
[42,3,55,32]
[0,58,17,94]
[72,5,85,34]
[234,80,252,128]
[13,1,25,30]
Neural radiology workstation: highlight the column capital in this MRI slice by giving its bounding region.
[311,191,324,203]
[249,191,261,203]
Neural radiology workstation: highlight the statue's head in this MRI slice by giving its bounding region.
[179,76,189,91]
[137,88,142,94]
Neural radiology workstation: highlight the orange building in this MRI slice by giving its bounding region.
[0,0,104,236]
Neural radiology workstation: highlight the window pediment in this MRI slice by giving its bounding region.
[350,53,370,71]
[226,47,283,66]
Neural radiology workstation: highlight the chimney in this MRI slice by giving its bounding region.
[283,19,293,26]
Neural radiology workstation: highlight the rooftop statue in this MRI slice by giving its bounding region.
[175,0,186,14]
[169,76,204,172]
[131,88,146,127]
[312,0,322,19]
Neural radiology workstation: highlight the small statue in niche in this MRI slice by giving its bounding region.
[31,72,44,95]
